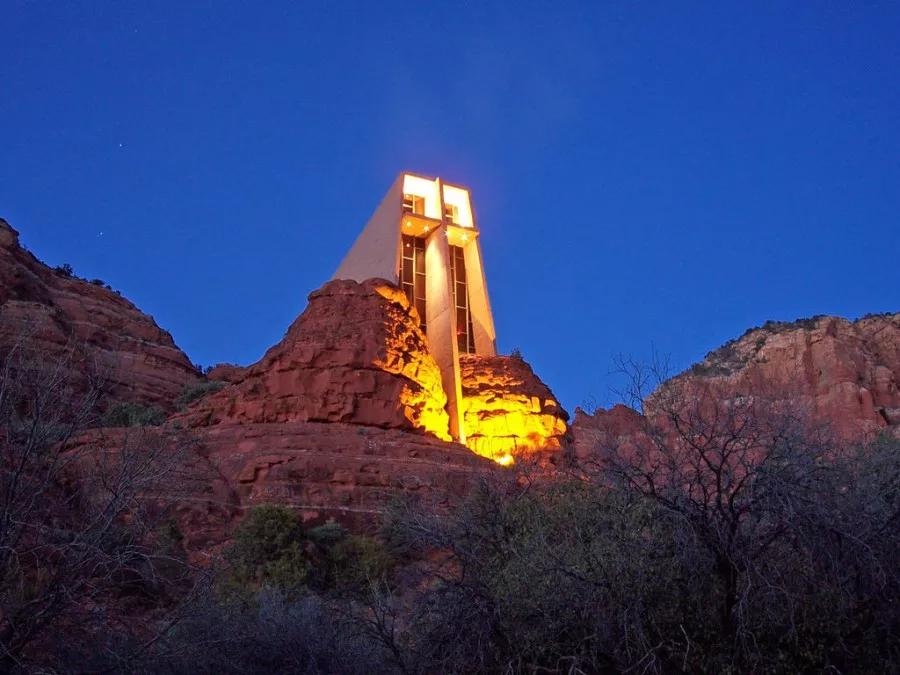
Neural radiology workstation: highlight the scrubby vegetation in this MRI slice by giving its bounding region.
[175,380,227,410]
[102,400,167,427]
[3,328,900,673]
[223,505,393,599]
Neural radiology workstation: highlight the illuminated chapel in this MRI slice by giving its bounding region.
[333,173,497,444]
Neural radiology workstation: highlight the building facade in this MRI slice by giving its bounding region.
[333,173,497,442]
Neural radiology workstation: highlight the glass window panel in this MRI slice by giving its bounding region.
[456,282,467,305]
[456,308,467,329]
[415,251,426,275]
[415,297,426,319]
[402,258,413,282]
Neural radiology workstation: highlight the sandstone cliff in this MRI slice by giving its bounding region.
[0,218,199,410]
[179,279,451,440]
[574,313,900,457]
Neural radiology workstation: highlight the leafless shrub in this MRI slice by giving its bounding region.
[377,357,900,674]
[0,327,209,672]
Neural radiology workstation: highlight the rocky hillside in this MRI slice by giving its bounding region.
[0,218,199,410]
[165,279,499,539]
[574,313,900,456]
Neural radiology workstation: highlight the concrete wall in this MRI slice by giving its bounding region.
[333,175,403,283]
[464,239,498,356]
[425,226,465,443]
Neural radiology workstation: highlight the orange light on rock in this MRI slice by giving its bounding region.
[458,354,570,466]
[495,453,514,466]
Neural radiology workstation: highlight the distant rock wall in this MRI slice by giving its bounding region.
[573,313,900,459]
[677,314,900,439]
[0,218,199,410]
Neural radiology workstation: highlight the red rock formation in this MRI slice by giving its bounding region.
[459,354,571,464]
[196,422,488,537]
[0,218,199,410]
[677,314,900,439]
[206,362,247,383]
[573,313,900,458]
[179,279,450,440]
[67,422,492,551]
[571,404,644,462]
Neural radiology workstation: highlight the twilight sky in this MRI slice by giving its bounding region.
[2,2,898,413]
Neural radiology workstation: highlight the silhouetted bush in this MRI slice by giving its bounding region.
[146,588,400,675]
[53,262,73,277]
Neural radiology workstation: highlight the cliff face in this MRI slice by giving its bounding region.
[680,314,900,437]
[179,279,451,440]
[0,218,199,410]
[573,313,900,458]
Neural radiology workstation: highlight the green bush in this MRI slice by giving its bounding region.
[327,536,394,590]
[224,504,310,596]
[307,521,350,549]
[175,380,226,411]
[102,401,167,427]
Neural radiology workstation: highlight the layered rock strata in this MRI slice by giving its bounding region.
[574,313,900,458]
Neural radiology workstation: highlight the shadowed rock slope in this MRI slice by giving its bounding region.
[0,218,199,410]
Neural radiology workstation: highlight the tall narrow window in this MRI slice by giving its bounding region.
[400,234,427,332]
[402,193,426,216]
[448,244,475,354]
[444,203,459,224]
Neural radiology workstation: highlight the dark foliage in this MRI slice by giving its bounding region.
[175,380,227,411]
[102,401,167,427]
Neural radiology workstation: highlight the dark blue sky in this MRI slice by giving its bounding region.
[2,2,898,413]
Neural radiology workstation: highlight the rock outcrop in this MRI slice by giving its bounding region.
[679,314,900,438]
[179,279,450,439]
[0,218,199,410]
[459,354,571,464]
[67,422,492,551]
[573,313,900,458]
[206,363,247,383]
[571,404,644,462]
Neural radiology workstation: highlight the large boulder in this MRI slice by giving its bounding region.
[0,218,199,411]
[459,354,571,464]
[179,279,451,440]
